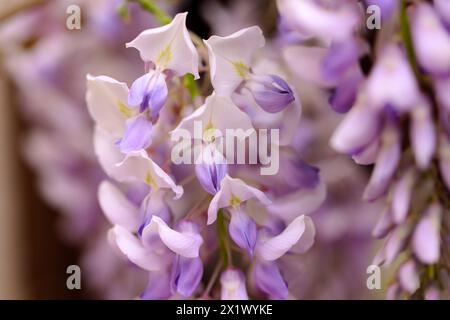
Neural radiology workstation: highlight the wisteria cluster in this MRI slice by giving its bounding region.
[86,11,324,299]
[277,0,450,299]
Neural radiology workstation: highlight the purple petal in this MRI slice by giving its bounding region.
[365,45,420,112]
[411,3,450,75]
[321,39,362,82]
[391,168,415,224]
[253,260,288,300]
[195,145,227,194]
[330,101,381,154]
[118,114,152,153]
[363,125,401,201]
[412,203,442,264]
[410,102,436,169]
[138,193,170,236]
[434,0,450,28]
[128,72,168,116]
[398,260,419,294]
[372,207,394,238]
[170,255,203,297]
[247,74,295,113]
[280,153,319,190]
[328,67,363,113]
[140,270,171,300]
[128,73,152,107]
[383,225,410,266]
[392,169,415,224]
[352,136,380,165]
[229,208,257,258]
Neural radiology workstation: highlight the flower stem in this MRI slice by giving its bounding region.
[217,209,232,268]
[399,0,426,84]
[202,260,222,298]
[132,0,172,25]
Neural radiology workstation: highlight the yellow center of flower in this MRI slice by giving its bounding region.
[145,172,159,190]
[232,61,249,78]
[203,120,217,143]
[117,100,133,118]
[229,194,241,207]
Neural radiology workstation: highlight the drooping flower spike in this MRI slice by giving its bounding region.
[86,7,322,300]
[277,0,450,299]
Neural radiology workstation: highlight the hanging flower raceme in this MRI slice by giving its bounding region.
[278,0,450,299]
[86,8,322,300]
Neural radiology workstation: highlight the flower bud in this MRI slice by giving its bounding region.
[246,74,295,113]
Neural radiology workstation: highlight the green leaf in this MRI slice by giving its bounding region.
[183,74,199,100]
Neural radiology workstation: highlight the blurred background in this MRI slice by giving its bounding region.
[0,0,384,299]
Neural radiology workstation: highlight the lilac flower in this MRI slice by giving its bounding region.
[118,114,153,153]
[253,260,288,299]
[228,207,258,257]
[204,26,298,120]
[195,144,228,195]
[170,255,204,297]
[207,175,271,225]
[411,3,450,75]
[245,74,295,113]
[412,203,442,264]
[128,70,168,116]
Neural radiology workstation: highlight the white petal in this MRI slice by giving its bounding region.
[289,216,315,254]
[142,216,203,258]
[256,215,310,261]
[233,87,302,146]
[126,12,199,78]
[98,180,140,231]
[207,175,271,225]
[86,74,131,138]
[204,26,265,95]
[93,125,126,179]
[171,92,256,152]
[365,45,420,112]
[113,225,165,271]
[114,150,183,198]
[330,100,380,154]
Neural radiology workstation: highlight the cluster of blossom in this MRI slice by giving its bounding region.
[86,11,327,299]
[0,0,158,298]
[278,0,450,299]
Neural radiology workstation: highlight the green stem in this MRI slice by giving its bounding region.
[217,209,232,268]
[133,0,171,25]
[399,0,419,78]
